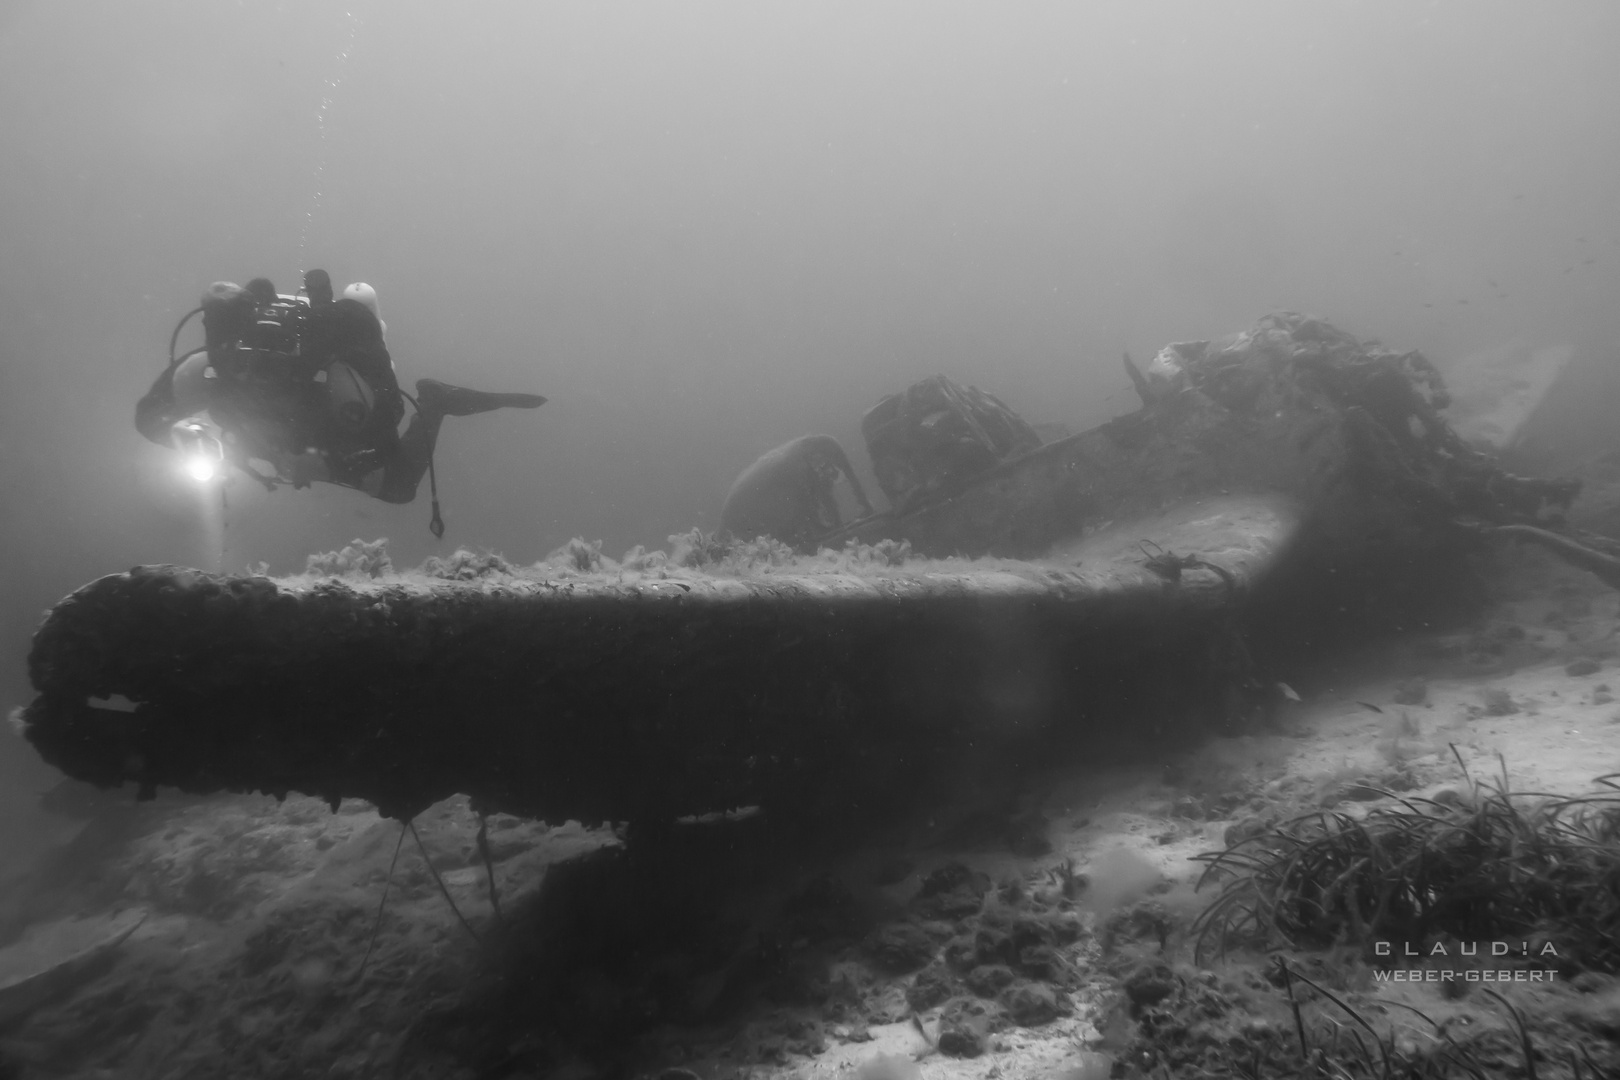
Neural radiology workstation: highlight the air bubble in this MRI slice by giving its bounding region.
[300,10,363,258]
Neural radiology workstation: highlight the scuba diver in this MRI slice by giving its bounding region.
[137,269,546,536]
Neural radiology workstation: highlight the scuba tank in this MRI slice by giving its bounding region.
[341,281,386,339]
[322,359,376,432]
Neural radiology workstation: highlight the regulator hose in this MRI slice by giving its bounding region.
[167,306,205,368]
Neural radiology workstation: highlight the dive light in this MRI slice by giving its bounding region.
[173,419,224,483]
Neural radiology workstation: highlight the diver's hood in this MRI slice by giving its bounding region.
[202,281,247,306]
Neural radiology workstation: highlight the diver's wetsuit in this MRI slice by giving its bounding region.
[137,274,545,505]
[135,365,188,446]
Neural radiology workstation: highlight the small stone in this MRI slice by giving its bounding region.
[936,998,998,1058]
[1001,981,1067,1026]
[1566,658,1602,677]
[964,964,1018,997]
[973,925,1016,967]
[937,1028,984,1058]
[943,935,978,971]
[1016,943,1072,985]
[864,922,938,973]
[1100,900,1172,955]
[1123,962,1177,1011]
[907,963,958,1011]
[866,986,912,1024]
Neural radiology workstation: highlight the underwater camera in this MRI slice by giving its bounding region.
[171,418,225,483]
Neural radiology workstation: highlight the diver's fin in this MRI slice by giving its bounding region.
[416,378,547,418]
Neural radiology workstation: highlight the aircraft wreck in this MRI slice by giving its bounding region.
[18,313,1590,830]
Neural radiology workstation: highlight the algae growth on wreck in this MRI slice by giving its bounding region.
[20,497,1286,824]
